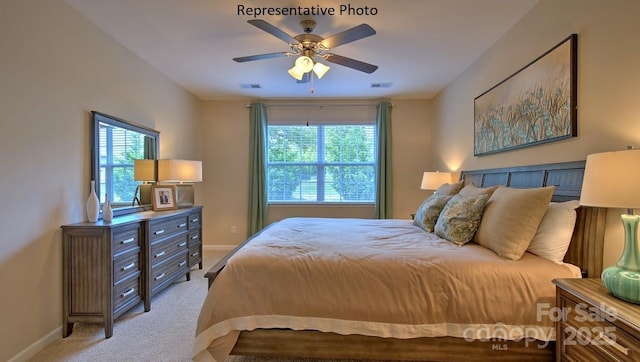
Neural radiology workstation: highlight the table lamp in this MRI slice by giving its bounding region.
[157,159,202,208]
[580,148,640,304]
[421,171,452,191]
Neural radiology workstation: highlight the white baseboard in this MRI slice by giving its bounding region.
[202,244,235,252]
[9,326,61,362]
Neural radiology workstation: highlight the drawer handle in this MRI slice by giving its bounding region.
[178,241,187,248]
[191,218,199,223]
[154,229,165,235]
[121,237,135,244]
[191,234,199,240]
[191,251,199,257]
[600,332,630,356]
[154,251,166,258]
[121,288,135,298]
[121,262,136,271]
[154,273,165,281]
[179,261,187,267]
[178,223,187,228]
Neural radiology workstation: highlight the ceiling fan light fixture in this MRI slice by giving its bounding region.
[287,65,305,80]
[294,55,314,73]
[312,62,330,79]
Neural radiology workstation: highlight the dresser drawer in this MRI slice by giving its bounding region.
[560,294,640,361]
[189,211,201,228]
[113,252,142,285]
[560,323,640,361]
[150,253,188,293]
[112,224,141,257]
[150,233,188,267]
[113,275,142,312]
[189,243,202,266]
[188,229,201,244]
[149,215,189,241]
[188,228,202,267]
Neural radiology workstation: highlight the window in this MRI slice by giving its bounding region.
[267,124,376,203]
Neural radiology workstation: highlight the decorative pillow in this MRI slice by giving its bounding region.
[435,180,464,196]
[413,194,453,232]
[474,186,555,261]
[527,200,580,263]
[458,183,500,197]
[434,194,489,246]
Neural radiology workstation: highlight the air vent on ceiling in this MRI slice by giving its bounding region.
[370,83,393,88]
[240,83,261,89]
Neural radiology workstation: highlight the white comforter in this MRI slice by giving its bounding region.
[193,218,579,361]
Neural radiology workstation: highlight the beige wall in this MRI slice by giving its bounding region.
[5,0,637,359]
[0,1,202,360]
[201,99,433,246]
[432,0,640,268]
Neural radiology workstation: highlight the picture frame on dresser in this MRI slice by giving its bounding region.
[151,185,177,210]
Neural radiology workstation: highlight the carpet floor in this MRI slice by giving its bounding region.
[28,251,381,362]
[28,251,225,362]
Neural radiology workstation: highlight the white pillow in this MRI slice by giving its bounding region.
[527,200,580,263]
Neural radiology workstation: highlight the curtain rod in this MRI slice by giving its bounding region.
[245,102,393,108]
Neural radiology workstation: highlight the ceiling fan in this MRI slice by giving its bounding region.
[233,19,378,82]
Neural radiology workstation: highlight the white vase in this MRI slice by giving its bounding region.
[86,180,99,222]
[103,194,113,222]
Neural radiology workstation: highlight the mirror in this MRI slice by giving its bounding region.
[91,111,159,216]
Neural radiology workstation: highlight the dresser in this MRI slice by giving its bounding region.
[554,278,640,362]
[62,206,203,338]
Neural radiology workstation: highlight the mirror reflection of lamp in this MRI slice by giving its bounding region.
[157,159,203,208]
[133,159,156,206]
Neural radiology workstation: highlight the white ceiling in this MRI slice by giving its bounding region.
[66,0,538,100]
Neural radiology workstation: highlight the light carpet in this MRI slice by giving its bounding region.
[28,252,223,362]
[28,251,380,362]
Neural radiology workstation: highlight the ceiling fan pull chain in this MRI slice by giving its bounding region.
[310,71,315,94]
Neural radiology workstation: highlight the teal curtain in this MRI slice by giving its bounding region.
[375,102,392,219]
[248,103,268,235]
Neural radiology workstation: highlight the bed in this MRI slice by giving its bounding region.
[194,161,606,362]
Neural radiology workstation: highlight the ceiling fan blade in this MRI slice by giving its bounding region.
[320,24,376,49]
[325,54,378,74]
[233,52,289,62]
[247,19,297,44]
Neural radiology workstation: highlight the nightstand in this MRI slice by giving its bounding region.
[553,278,640,361]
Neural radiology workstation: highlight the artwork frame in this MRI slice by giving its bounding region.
[474,34,577,156]
[151,184,177,211]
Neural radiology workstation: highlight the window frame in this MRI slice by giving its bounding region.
[266,123,377,205]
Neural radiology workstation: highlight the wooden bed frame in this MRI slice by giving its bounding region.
[204,161,606,361]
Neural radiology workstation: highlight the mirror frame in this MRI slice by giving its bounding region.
[91,111,160,217]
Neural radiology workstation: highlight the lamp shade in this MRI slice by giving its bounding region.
[134,159,156,182]
[312,62,330,79]
[580,149,640,209]
[420,171,452,190]
[157,159,202,183]
[294,56,314,72]
[287,65,305,80]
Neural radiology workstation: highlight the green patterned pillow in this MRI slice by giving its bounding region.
[434,194,489,245]
[413,194,453,232]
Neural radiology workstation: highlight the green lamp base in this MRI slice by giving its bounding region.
[602,214,640,305]
[602,266,640,304]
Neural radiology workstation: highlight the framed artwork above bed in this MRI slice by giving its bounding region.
[474,34,578,156]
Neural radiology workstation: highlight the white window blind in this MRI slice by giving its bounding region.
[267,121,376,203]
[98,123,146,204]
